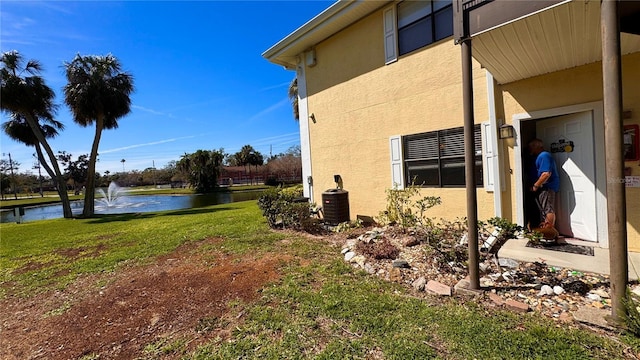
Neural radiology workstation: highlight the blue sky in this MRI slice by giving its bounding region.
[1,0,333,174]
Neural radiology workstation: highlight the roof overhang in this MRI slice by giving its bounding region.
[456,0,640,84]
[262,0,391,69]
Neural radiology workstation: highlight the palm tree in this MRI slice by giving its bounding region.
[0,51,73,218]
[121,158,126,172]
[2,113,64,183]
[63,54,134,217]
[287,78,299,121]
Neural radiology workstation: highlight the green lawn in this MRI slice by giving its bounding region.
[1,200,638,359]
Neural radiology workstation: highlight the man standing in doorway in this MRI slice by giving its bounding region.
[528,139,560,235]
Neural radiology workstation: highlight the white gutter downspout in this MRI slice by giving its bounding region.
[486,72,504,218]
[296,57,313,203]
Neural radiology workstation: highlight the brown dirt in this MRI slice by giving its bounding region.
[0,237,287,360]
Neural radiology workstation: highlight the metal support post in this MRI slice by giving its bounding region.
[602,0,628,322]
[462,39,480,289]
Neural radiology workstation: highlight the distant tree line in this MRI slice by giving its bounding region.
[0,144,302,197]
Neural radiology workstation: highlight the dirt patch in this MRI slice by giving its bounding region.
[11,260,55,275]
[55,243,109,259]
[0,238,286,360]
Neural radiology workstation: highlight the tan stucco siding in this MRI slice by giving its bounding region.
[304,8,494,222]
[500,51,640,251]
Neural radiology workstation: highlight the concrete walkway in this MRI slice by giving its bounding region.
[498,237,640,281]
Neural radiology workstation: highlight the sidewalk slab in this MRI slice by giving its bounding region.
[498,238,640,280]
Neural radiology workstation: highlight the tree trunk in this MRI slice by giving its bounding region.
[83,115,104,217]
[25,114,73,218]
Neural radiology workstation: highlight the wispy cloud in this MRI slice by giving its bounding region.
[132,105,173,117]
[247,98,289,122]
[100,136,196,154]
[259,81,291,92]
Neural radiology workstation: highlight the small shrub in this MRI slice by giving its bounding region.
[622,287,640,336]
[377,182,441,230]
[333,219,363,233]
[264,176,281,186]
[257,185,323,233]
[356,238,400,260]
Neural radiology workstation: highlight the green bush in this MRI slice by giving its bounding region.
[257,185,323,233]
[377,183,441,230]
[623,287,640,336]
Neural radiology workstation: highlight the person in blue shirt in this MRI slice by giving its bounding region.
[528,139,560,233]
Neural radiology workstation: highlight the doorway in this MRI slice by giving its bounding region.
[514,102,607,245]
[535,112,597,241]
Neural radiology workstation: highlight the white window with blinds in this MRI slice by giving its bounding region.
[398,125,483,187]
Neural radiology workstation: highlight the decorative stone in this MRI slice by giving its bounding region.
[412,277,427,292]
[553,286,565,295]
[351,255,366,267]
[341,248,350,254]
[389,267,403,282]
[505,299,530,313]
[538,285,554,296]
[426,280,452,296]
[498,258,520,269]
[453,279,482,297]
[586,293,602,302]
[573,306,615,330]
[364,263,376,275]
[591,289,610,299]
[479,262,492,274]
[392,259,410,268]
[344,251,356,262]
[488,292,505,306]
[401,237,420,247]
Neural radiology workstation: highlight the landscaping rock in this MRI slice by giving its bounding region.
[505,299,530,313]
[498,258,519,269]
[401,237,420,247]
[392,259,410,268]
[426,280,452,296]
[453,278,482,297]
[488,292,505,306]
[341,248,350,254]
[344,251,356,262]
[364,263,376,275]
[553,286,565,295]
[586,293,602,302]
[412,277,427,292]
[538,285,554,296]
[590,288,610,299]
[351,255,366,267]
[573,306,615,330]
[389,267,403,282]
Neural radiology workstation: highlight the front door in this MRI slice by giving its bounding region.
[536,111,597,241]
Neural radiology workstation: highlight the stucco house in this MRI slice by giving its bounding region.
[263,0,640,295]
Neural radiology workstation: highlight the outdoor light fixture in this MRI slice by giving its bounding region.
[499,124,515,139]
[309,113,316,123]
[334,174,343,189]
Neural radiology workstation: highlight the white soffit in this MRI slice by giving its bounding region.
[262,0,390,69]
[472,0,640,84]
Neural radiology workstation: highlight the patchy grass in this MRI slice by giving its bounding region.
[0,200,282,298]
[189,252,633,359]
[1,201,638,358]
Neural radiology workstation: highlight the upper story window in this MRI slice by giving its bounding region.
[398,1,454,55]
[384,1,454,62]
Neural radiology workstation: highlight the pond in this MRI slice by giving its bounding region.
[0,190,264,223]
